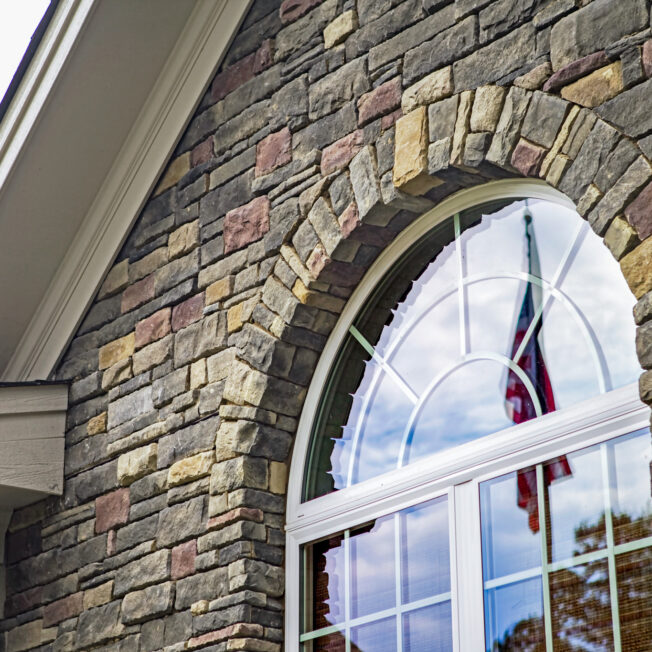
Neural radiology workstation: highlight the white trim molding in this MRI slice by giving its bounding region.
[2,0,253,381]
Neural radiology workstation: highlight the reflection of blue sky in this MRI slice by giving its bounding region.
[481,472,541,580]
[403,603,453,652]
[351,617,396,652]
[329,199,640,489]
[485,577,543,651]
[548,446,605,561]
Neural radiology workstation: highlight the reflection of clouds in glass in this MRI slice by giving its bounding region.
[485,577,544,651]
[328,197,640,489]
[350,616,396,652]
[403,602,453,652]
[548,447,606,561]
[481,472,541,581]
[350,516,396,619]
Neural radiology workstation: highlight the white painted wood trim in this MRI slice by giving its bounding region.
[0,0,96,197]
[3,0,253,381]
[0,384,68,498]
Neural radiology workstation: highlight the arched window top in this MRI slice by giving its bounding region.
[303,196,640,501]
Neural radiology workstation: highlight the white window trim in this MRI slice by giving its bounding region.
[285,179,646,651]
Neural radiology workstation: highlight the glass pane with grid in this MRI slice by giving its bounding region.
[481,428,652,652]
[301,496,452,651]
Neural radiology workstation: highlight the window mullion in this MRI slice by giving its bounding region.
[454,481,485,651]
[536,464,554,651]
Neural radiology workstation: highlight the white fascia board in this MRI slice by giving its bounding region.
[2,0,253,381]
[0,0,96,195]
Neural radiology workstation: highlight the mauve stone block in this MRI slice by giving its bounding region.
[95,488,130,534]
[321,130,364,175]
[543,51,610,92]
[256,127,292,177]
[625,181,652,241]
[511,139,547,177]
[135,307,171,349]
[357,78,402,126]
[224,196,271,254]
[171,540,197,580]
[171,294,205,332]
[121,274,156,313]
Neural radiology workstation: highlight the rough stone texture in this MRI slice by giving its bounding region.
[511,139,547,177]
[596,79,652,139]
[357,77,402,126]
[95,488,130,533]
[625,182,652,241]
[122,582,174,625]
[224,196,271,253]
[256,127,292,177]
[486,86,531,167]
[544,51,611,92]
[402,67,453,113]
[470,85,506,133]
[393,107,431,194]
[321,130,364,175]
[118,444,157,486]
[324,10,357,49]
[604,216,639,261]
[560,62,624,108]
[520,92,568,149]
[308,58,369,121]
[550,0,648,70]
[621,237,652,299]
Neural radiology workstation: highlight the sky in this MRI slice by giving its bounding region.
[0,1,50,104]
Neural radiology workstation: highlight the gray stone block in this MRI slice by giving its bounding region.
[486,86,532,168]
[121,582,174,624]
[308,58,369,120]
[429,95,459,143]
[596,79,652,139]
[550,0,648,70]
[157,496,205,548]
[520,92,569,149]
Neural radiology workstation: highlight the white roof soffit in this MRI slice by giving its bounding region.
[0,0,252,382]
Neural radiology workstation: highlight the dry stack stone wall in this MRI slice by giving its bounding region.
[4,0,652,649]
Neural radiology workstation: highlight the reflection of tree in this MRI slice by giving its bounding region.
[492,511,652,652]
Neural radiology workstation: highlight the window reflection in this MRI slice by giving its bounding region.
[305,199,639,500]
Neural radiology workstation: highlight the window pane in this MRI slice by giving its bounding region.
[401,497,450,603]
[403,603,453,652]
[305,535,345,632]
[617,548,652,652]
[350,616,396,652]
[546,445,606,563]
[481,470,542,581]
[550,560,614,651]
[350,516,395,619]
[610,430,652,545]
[484,577,544,651]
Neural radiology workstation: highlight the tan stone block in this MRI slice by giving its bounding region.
[227,294,259,333]
[470,85,506,133]
[393,107,436,194]
[132,334,172,375]
[292,278,345,313]
[191,600,210,616]
[206,275,235,305]
[88,411,107,435]
[128,247,168,283]
[621,237,652,298]
[98,259,129,299]
[207,348,236,383]
[561,62,623,108]
[6,620,56,652]
[269,461,287,494]
[168,220,199,260]
[155,152,190,195]
[545,154,570,187]
[576,184,603,217]
[450,90,474,166]
[102,358,133,391]
[83,581,114,610]
[402,67,453,113]
[118,443,158,486]
[190,359,207,389]
[323,10,357,49]
[168,450,215,487]
[540,105,580,177]
[604,216,639,261]
[99,332,135,370]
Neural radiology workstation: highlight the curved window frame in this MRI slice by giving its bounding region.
[285,179,647,651]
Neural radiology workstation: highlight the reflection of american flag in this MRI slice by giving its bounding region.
[506,210,571,533]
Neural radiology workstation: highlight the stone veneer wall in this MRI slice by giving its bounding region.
[4,0,652,649]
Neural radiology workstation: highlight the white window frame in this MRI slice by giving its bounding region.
[285,179,647,651]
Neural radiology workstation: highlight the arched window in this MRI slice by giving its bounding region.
[286,182,651,652]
